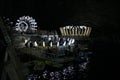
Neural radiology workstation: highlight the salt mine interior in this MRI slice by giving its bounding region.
[0,0,119,80]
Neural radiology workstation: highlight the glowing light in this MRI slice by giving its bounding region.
[63,41,66,46]
[48,37,51,41]
[17,21,28,32]
[71,39,75,44]
[66,26,69,29]
[57,42,59,47]
[34,41,38,47]
[87,27,92,37]
[75,27,78,36]
[69,27,72,35]
[72,27,75,36]
[80,26,86,29]
[25,39,28,44]
[60,27,64,36]
[68,39,72,45]
[63,27,66,36]
[43,41,45,47]
[84,27,88,36]
[15,28,19,31]
[50,42,52,47]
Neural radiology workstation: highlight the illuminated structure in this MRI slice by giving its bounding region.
[15,16,37,33]
[0,16,93,80]
[60,26,92,37]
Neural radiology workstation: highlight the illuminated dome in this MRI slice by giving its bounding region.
[60,26,92,37]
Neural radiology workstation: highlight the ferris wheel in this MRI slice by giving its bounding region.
[15,16,37,32]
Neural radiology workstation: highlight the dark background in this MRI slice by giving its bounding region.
[0,0,120,79]
[0,0,119,30]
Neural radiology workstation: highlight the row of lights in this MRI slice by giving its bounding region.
[60,26,92,37]
[24,38,75,48]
